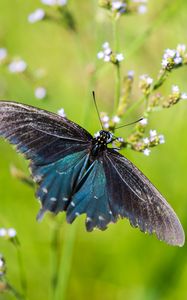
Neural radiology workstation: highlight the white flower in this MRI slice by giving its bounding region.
[177,44,186,54]
[112,1,122,10]
[140,74,153,86]
[112,1,126,10]
[116,53,124,62]
[8,59,27,73]
[103,122,109,129]
[181,92,187,100]
[7,228,16,238]
[172,85,180,93]
[41,0,56,4]
[102,42,110,49]
[57,0,67,5]
[58,108,66,117]
[139,118,148,126]
[158,134,165,144]
[103,55,110,62]
[150,129,157,138]
[164,49,176,59]
[41,0,67,6]
[97,51,104,59]
[28,8,45,23]
[128,70,134,77]
[35,87,47,99]
[143,137,149,145]
[143,148,151,156]
[97,42,112,62]
[0,48,7,61]
[0,228,7,237]
[117,137,124,143]
[104,48,112,56]
[101,115,109,123]
[161,59,168,68]
[138,5,147,14]
[174,56,182,65]
[112,115,120,123]
[0,258,4,268]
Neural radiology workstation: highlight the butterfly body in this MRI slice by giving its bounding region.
[0,101,185,246]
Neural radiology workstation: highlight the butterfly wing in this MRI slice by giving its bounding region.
[66,158,116,231]
[0,101,92,164]
[102,149,185,246]
[0,101,93,216]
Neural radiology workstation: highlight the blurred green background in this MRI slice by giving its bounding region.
[0,0,187,299]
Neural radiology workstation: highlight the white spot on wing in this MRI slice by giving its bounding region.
[63,197,68,201]
[71,201,75,207]
[50,197,57,202]
[99,215,105,221]
[42,187,48,193]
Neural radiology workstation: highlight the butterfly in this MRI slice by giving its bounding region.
[0,101,185,246]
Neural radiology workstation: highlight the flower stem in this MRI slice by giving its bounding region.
[113,19,121,111]
[6,281,26,300]
[54,224,77,300]
[125,70,168,117]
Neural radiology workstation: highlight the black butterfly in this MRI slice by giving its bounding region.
[0,101,185,246]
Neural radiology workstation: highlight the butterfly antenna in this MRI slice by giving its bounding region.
[115,117,143,130]
[92,91,104,129]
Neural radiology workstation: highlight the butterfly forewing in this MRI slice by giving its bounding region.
[0,101,92,164]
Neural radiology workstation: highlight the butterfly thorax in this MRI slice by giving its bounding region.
[91,130,113,156]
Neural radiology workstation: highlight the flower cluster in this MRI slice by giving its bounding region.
[0,228,17,239]
[100,112,121,129]
[139,74,153,94]
[161,44,187,71]
[163,85,187,108]
[98,0,148,18]
[8,59,27,73]
[133,129,165,156]
[0,47,48,100]
[126,117,165,156]
[97,42,124,64]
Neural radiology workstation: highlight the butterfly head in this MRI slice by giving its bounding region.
[91,130,113,156]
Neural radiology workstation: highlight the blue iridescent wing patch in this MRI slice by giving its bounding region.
[66,159,116,231]
[32,150,90,218]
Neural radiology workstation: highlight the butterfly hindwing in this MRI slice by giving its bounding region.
[102,149,185,246]
[32,150,90,219]
[66,159,116,231]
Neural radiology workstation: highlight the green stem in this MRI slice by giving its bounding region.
[6,281,26,300]
[16,245,27,298]
[112,19,121,111]
[54,224,77,300]
[115,63,121,110]
[125,70,168,117]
